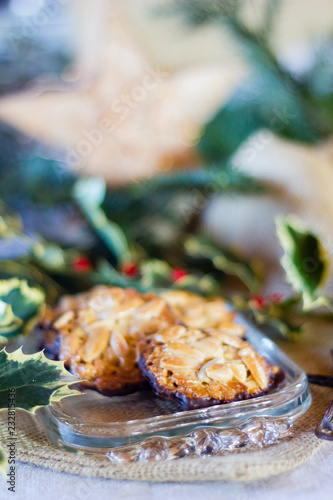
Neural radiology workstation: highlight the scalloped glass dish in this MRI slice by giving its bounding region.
[37,316,311,463]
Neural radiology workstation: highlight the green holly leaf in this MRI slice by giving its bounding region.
[256,313,303,339]
[0,301,22,341]
[33,242,67,271]
[276,216,329,308]
[184,234,261,292]
[73,178,131,264]
[0,279,45,341]
[73,177,106,209]
[0,348,80,414]
[93,260,146,291]
[140,260,172,289]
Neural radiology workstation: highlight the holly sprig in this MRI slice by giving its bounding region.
[0,278,45,343]
[0,348,81,475]
[233,216,333,337]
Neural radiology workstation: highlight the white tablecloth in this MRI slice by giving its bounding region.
[1,443,332,500]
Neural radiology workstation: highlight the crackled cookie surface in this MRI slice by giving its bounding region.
[139,325,281,409]
[161,290,245,336]
[42,286,178,395]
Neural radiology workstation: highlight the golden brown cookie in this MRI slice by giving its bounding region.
[41,286,178,396]
[139,325,282,409]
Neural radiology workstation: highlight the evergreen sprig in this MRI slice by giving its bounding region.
[164,0,333,161]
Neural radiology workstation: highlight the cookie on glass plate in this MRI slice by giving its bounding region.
[41,286,178,396]
[161,290,245,337]
[139,325,282,409]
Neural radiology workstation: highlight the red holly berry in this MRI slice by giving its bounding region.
[122,261,139,278]
[171,267,188,282]
[72,255,92,273]
[250,294,265,310]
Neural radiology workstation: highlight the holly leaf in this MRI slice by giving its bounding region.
[276,216,329,307]
[73,177,106,209]
[73,178,131,264]
[184,234,260,291]
[140,260,172,289]
[0,301,22,341]
[250,307,303,339]
[0,348,80,413]
[0,278,45,341]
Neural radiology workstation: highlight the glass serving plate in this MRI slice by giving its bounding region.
[37,316,311,463]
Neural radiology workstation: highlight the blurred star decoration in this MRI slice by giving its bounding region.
[0,1,244,184]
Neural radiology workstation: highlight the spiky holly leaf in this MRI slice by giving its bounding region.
[276,216,329,307]
[0,348,80,413]
[73,178,131,264]
[0,301,22,342]
[0,278,45,341]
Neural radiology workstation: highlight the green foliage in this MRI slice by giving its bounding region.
[0,279,45,342]
[276,216,329,307]
[0,348,80,474]
[166,0,333,162]
[73,178,131,264]
[199,75,319,161]
[125,165,265,196]
[184,234,260,292]
[0,348,80,413]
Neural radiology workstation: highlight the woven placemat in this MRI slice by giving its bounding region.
[0,320,332,482]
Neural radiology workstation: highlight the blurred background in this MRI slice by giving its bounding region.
[1,0,333,337]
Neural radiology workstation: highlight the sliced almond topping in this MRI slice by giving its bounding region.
[58,295,77,311]
[130,318,165,336]
[153,325,186,343]
[160,290,193,307]
[71,327,86,340]
[195,338,223,358]
[117,297,143,317]
[228,362,247,383]
[53,310,75,329]
[135,339,149,361]
[81,321,110,362]
[246,379,259,392]
[205,364,234,383]
[88,293,113,312]
[78,308,97,325]
[160,356,196,370]
[217,322,246,338]
[110,330,129,358]
[136,298,166,319]
[206,330,244,348]
[197,357,225,381]
[241,353,268,390]
[166,341,204,361]
[204,300,228,320]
